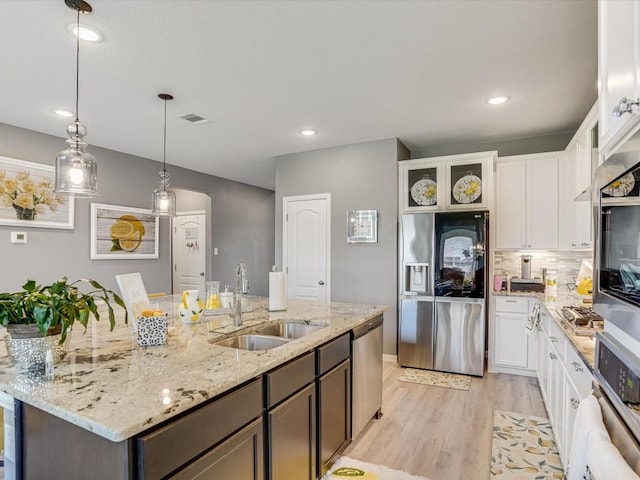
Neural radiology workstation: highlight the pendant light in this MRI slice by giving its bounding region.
[152,93,177,217]
[55,0,98,197]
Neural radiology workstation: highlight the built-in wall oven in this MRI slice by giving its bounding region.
[594,126,640,346]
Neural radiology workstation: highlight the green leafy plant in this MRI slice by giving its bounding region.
[0,277,127,342]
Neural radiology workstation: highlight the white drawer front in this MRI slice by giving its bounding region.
[495,297,529,314]
[565,344,592,398]
[546,318,567,363]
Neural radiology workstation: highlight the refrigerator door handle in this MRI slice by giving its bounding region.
[435,296,484,304]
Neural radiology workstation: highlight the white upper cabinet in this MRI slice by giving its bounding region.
[495,153,559,249]
[599,0,640,156]
[495,161,527,248]
[559,103,597,250]
[399,151,495,213]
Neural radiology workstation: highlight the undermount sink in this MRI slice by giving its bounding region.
[254,322,328,339]
[213,334,290,351]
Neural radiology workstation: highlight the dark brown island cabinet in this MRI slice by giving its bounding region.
[13,319,374,479]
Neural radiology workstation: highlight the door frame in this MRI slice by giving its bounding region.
[282,193,331,302]
[171,210,207,295]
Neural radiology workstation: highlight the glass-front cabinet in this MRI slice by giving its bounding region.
[403,163,444,211]
[399,151,495,213]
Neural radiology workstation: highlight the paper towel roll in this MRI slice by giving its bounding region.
[269,271,287,311]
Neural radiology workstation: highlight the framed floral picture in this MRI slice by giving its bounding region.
[0,156,75,229]
[90,203,159,260]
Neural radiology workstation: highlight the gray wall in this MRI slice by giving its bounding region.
[275,138,409,355]
[411,131,575,159]
[0,122,274,296]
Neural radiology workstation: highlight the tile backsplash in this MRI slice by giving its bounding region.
[493,250,593,289]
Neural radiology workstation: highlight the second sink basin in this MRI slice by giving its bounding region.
[213,334,290,351]
[254,322,328,339]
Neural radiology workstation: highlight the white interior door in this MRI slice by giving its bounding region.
[283,194,330,302]
[172,212,206,295]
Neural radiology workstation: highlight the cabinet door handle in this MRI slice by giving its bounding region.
[571,360,584,372]
[570,398,580,409]
[613,97,640,118]
[549,352,557,360]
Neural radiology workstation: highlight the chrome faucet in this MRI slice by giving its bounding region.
[234,262,249,326]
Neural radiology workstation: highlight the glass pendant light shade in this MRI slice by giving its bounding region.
[55,120,98,197]
[152,93,177,217]
[55,0,98,197]
[152,171,176,217]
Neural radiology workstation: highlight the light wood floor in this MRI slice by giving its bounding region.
[344,359,547,480]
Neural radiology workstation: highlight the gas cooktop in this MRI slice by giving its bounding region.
[557,305,604,336]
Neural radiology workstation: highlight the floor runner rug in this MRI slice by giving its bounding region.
[324,456,432,480]
[490,410,564,479]
[398,368,471,391]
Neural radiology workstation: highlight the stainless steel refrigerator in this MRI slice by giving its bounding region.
[398,212,488,376]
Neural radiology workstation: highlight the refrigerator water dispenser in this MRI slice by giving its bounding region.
[404,263,429,293]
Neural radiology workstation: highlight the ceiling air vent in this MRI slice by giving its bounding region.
[177,113,211,125]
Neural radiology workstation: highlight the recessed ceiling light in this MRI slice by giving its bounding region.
[53,108,74,118]
[67,23,102,42]
[486,95,510,105]
[299,129,318,136]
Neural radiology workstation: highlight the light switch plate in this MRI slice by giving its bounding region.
[11,232,27,244]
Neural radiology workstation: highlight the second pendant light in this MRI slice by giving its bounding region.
[152,93,177,217]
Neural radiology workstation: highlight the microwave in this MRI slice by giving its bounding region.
[594,126,640,345]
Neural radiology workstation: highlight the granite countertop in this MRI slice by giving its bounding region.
[493,288,596,369]
[0,296,387,442]
[542,291,596,370]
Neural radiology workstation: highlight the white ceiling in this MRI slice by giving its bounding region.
[0,0,597,190]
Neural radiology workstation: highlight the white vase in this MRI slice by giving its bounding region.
[178,289,204,324]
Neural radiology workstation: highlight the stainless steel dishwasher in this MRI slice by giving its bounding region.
[351,315,383,438]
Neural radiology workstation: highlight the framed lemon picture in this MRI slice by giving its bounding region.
[90,203,159,260]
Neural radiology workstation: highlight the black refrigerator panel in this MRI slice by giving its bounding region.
[434,211,487,298]
[398,299,435,369]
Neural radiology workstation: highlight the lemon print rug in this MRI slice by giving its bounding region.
[324,457,431,480]
[491,410,564,479]
[398,368,471,391]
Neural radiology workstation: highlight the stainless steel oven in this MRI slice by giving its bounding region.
[594,127,640,345]
[592,333,640,476]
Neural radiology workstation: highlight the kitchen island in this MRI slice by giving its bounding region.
[0,296,387,479]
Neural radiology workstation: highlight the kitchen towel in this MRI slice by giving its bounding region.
[567,393,610,480]
[586,433,640,480]
[269,271,287,311]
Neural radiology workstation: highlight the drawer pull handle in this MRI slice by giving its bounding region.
[549,352,557,360]
[571,361,584,372]
[570,398,580,409]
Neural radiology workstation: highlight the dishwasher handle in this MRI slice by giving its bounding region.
[352,315,383,339]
